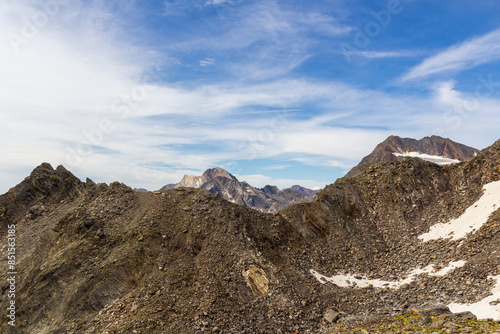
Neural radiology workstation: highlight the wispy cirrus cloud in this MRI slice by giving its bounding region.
[164,0,351,81]
[199,58,215,67]
[295,11,352,37]
[355,50,413,59]
[205,0,232,5]
[400,28,500,82]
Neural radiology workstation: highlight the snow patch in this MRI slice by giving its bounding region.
[448,274,500,320]
[393,152,460,165]
[419,180,500,242]
[310,261,466,288]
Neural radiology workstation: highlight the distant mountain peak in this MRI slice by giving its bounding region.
[160,167,318,212]
[261,185,280,195]
[346,135,479,177]
[177,167,238,189]
[202,167,238,181]
[290,185,320,198]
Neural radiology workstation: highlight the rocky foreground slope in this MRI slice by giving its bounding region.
[1,139,500,333]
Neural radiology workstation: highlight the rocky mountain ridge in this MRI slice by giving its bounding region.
[346,135,479,177]
[1,139,500,333]
[160,167,317,213]
[290,184,320,197]
[281,138,500,326]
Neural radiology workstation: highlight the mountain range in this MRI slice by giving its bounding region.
[155,135,476,214]
[159,167,319,213]
[1,136,500,333]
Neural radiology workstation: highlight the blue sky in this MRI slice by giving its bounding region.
[1,0,500,193]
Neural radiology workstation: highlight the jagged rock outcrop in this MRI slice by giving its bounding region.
[0,163,104,220]
[160,167,311,213]
[346,135,479,177]
[261,185,280,195]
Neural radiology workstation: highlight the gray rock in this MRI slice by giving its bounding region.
[324,308,339,323]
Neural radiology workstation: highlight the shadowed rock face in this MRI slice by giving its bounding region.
[1,139,500,333]
[261,185,280,195]
[160,167,311,213]
[346,135,479,177]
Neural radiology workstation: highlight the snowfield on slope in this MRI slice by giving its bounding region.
[311,262,500,320]
[392,152,460,165]
[448,274,500,320]
[310,261,466,289]
[419,180,500,242]
[310,180,500,320]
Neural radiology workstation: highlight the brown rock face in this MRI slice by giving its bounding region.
[346,135,479,177]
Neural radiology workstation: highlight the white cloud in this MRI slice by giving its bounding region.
[199,58,215,66]
[429,81,500,149]
[434,81,467,108]
[276,128,390,160]
[296,11,352,37]
[401,28,500,82]
[205,0,231,5]
[0,1,147,192]
[355,51,413,59]
[260,165,292,171]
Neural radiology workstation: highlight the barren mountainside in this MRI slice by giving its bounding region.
[346,135,479,177]
[1,139,500,333]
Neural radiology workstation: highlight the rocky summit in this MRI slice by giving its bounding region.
[1,139,500,333]
[346,135,479,177]
[160,167,315,213]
